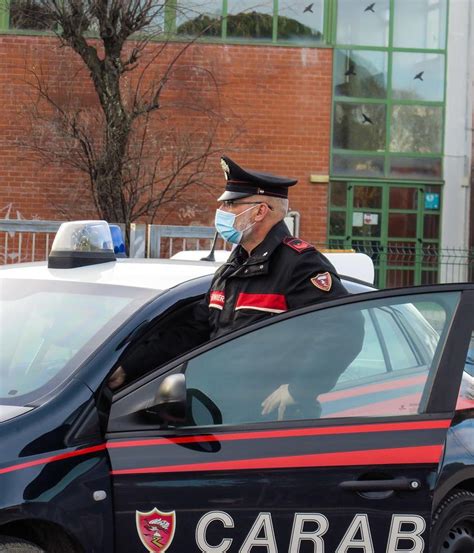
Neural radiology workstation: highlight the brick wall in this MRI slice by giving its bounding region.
[0,35,333,245]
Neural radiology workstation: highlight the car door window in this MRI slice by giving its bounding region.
[337,310,385,381]
[375,307,420,369]
[183,292,460,427]
[458,331,474,409]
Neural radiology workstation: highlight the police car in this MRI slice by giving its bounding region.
[0,221,473,553]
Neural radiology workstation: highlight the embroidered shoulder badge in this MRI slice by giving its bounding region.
[283,237,315,253]
[311,272,332,292]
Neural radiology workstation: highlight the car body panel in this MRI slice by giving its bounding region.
[0,258,220,290]
[108,420,448,552]
[0,378,113,552]
[105,286,473,552]
[0,255,473,552]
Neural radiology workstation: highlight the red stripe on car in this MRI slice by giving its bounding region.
[0,444,107,476]
[0,421,451,476]
[320,374,426,402]
[456,396,474,410]
[111,445,444,475]
[106,419,451,450]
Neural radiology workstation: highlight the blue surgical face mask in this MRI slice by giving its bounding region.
[214,205,257,245]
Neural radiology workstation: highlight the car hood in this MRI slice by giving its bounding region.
[0,405,34,423]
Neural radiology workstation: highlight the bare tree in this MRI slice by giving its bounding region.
[14,0,242,226]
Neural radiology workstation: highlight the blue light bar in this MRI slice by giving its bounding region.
[109,224,126,257]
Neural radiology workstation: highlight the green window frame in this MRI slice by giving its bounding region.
[0,0,335,47]
[330,0,449,181]
[327,181,443,288]
[0,3,8,29]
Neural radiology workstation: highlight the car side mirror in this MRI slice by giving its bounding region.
[146,373,187,424]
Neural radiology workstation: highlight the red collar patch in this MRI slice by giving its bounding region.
[311,272,332,292]
[283,237,314,253]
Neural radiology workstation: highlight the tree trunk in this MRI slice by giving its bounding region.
[92,56,132,224]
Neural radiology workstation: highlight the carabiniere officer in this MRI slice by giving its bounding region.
[111,156,365,419]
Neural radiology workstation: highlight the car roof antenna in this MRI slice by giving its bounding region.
[201,232,219,262]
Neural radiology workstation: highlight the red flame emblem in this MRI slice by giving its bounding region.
[136,508,176,552]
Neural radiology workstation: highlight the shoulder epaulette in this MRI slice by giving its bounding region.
[283,237,315,253]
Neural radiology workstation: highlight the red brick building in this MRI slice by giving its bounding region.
[0,35,333,244]
[0,1,472,286]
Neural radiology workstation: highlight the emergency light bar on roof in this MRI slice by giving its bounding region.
[48,221,117,269]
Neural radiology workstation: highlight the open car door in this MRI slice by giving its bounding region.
[107,286,473,552]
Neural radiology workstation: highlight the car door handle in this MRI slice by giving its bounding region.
[339,478,421,492]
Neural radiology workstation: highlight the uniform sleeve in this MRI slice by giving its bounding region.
[121,293,211,383]
[284,250,365,410]
[285,250,349,311]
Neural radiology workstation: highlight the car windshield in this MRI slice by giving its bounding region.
[0,278,156,405]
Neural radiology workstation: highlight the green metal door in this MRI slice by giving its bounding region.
[328,181,441,288]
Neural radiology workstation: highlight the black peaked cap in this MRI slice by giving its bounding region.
[218,156,297,201]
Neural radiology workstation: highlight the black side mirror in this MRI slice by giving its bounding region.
[146,374,187,424]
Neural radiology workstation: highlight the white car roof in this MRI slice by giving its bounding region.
[0,258,221,291]
[0,251,374,292]
[172,250,375,285]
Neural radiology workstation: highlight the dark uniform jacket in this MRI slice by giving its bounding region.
[196,220,350,338]
[122,221,364,403]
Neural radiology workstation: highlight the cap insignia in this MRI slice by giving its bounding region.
[221,159,230,180]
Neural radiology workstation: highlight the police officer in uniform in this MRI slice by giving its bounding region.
[110,156,364,419]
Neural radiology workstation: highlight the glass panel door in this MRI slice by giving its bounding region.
[328,182,442,288]
[385,185,421,287]
[349,183,385,287]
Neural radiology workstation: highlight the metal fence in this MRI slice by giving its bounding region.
[146,224,231,258]
[0,220,62,264]
[0,220,230,264]
[1,219,473,289]
[347,242,474,288]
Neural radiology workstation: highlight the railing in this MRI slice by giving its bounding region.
[145,224,231,258]
[142,212,299,258]
[0,220,62,264]
[0,220,230,264]
[1,219,473,289]
[348,243,474,288]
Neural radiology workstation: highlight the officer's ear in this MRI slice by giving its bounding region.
[254,202,271,221]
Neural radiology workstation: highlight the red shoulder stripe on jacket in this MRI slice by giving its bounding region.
[235,293,288,313]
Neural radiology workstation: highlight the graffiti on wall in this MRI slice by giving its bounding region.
[0,203,41,264]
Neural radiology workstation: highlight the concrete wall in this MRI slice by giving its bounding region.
[443,0,473,253]
[471,6,474,252]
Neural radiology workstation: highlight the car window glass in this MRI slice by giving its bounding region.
[118,297,209,386]
[183,292,460,427]
[458,331,474,410]
[375,307,419,370]
[337,310,385,382]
